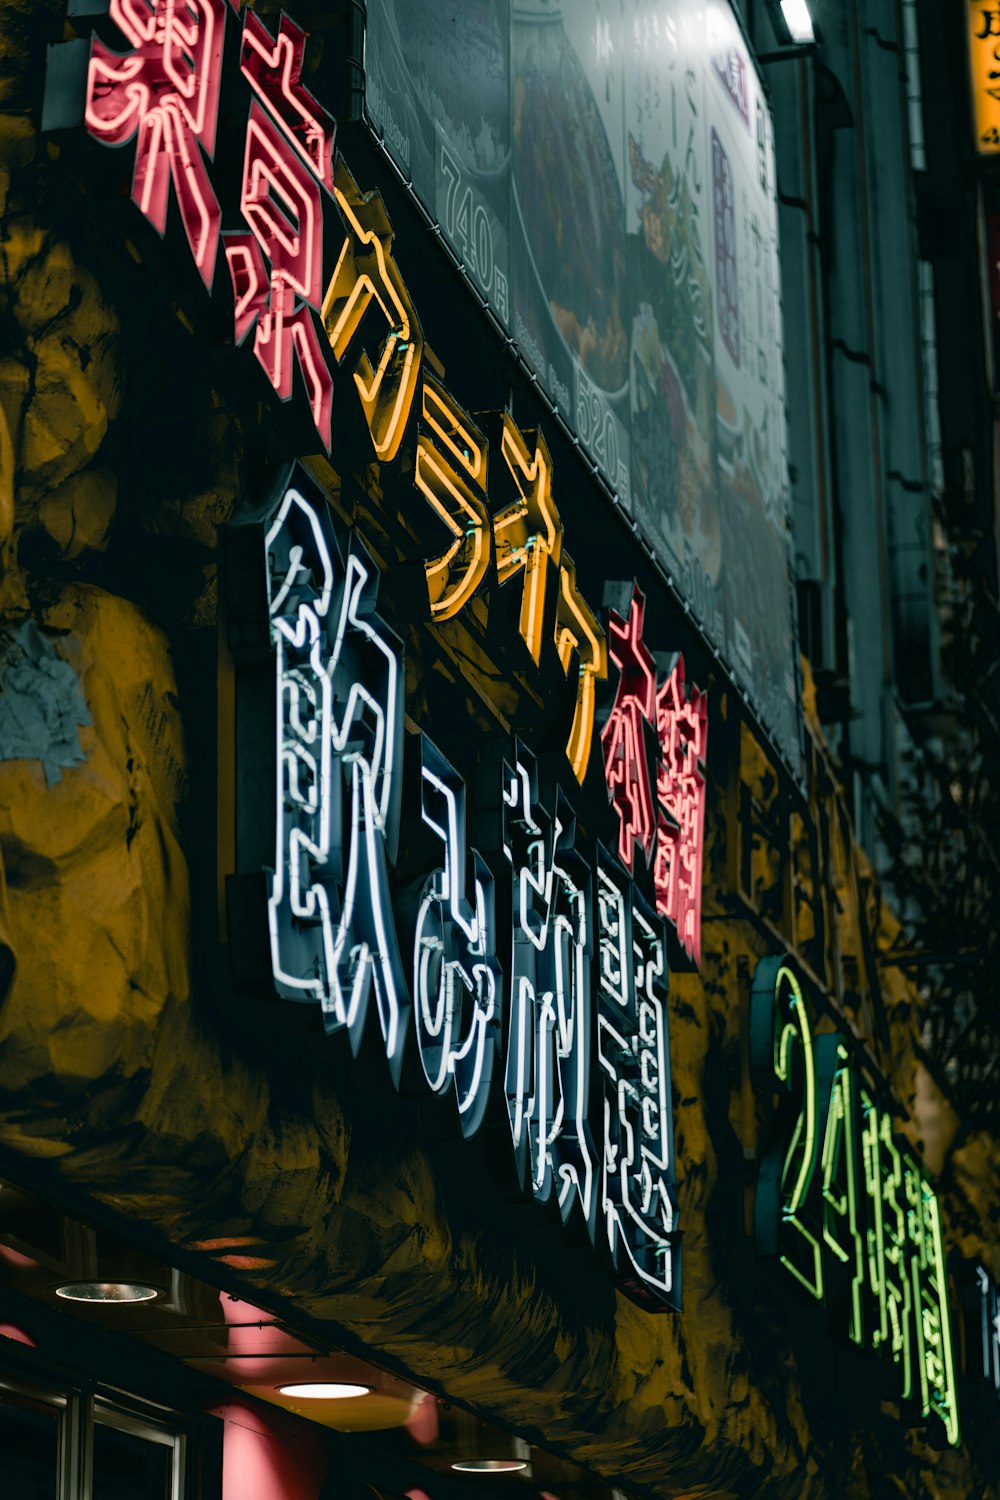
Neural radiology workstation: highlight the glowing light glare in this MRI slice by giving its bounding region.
[451,1461,529,1474]
[597,856,679,1307]
[55,1281,159,1303]
[277,1382,372,1400]
[323,159,423,462]
[779,0,814,43]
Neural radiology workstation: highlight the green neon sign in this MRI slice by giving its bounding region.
[751,956,961,1447]
[820,1044,865,1346]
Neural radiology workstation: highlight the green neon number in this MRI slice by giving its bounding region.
[752,958,961,1448]
[820,1043,865,1346]
[751,959,826,1300]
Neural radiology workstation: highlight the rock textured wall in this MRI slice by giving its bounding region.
[0,5,996,1500]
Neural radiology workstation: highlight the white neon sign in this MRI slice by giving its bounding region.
[414,739,500,1138]
[266,485,409,1082]
[250,476,681,1308]
[502,747,597,1237]
[597,854,679,1308]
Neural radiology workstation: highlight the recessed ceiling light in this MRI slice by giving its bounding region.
[277,1381,372,1400]
[55,1281,160,1304]
[451,1461,529,1474]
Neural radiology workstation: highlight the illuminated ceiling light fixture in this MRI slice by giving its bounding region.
[55,1281,160,1303]
[451,1461,529,1474]
[277,1381,372,1399]
[780,0,815,43]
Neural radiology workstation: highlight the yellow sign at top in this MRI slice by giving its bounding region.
[969,4,1000,153]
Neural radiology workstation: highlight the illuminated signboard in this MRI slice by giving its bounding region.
[67,1,607,787]
[365,0,801,776]
[58,11,696,1307]
[228,464,681,1312]
[750,957,961,1446]
[80,0,423,459]
[67,1,705,938]
[966,2,1000,154]
[601,586,708,966]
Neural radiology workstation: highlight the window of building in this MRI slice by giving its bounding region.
[0,1369,189,1500]
[0,1377,65,1500]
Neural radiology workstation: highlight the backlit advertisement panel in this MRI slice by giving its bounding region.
[365,0,800,771]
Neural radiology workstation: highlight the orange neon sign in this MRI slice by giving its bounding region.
[81,3,609,785]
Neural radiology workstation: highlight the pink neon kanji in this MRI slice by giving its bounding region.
[240,10,335,191]
[85,0,226,289]
[601,590,657,873]
[225,102,333,450]
[654,655,708,967]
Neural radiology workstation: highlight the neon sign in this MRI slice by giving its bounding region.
[76,2,687,1305]
[414,738,500,1139]
[601,591,657,874]
[596,851,680,1309]
[602,587,708,965]
[265,482,409,1083]
[654,656,708,967]
[77,1,610,791]
[227,102,333,448]
[751,956,961,1447]
[83,2,423,461]
[85,0,226,289]
[229,469,681,1310]
[502,748,597,1235]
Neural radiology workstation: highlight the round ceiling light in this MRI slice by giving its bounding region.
[55,1281,160,1304]
[277,1381,372,1400]
[451,1461,529,1474]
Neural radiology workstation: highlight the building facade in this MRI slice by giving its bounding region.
[0,1,996,1497]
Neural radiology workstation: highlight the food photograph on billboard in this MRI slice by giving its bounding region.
[365,0,800,771]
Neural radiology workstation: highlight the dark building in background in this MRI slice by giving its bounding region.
[0,1,996,1498]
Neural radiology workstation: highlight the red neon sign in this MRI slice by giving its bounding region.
[85,0,226,290]
[654,655,708,967]
[77,4,608,786]
[602,587,708,965]
[240,10,335,192]
[601,589,657,873]
[225,103,333,448]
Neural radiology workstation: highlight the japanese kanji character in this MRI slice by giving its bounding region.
[85,0,227,288]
